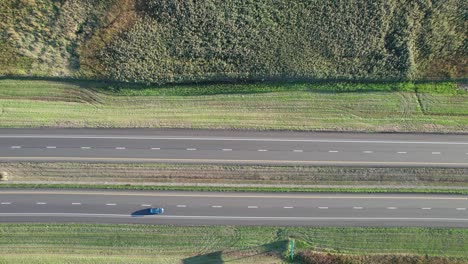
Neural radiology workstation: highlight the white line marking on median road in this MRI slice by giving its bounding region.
[353,207,363,209]
[363,151,373,154]
[151,147,161,150]
[1,202,11,205]
[140,204,151,207]
[318,207,328,209]
[106,203,116,206]
[2,213,468,222]
[258,149,268,152]
[456,208,466,211]
[46,146,56,149]
[222,149,232,151]
[11,146,21,149]
[36,202,47,205]
[81,147,91,149]
[72,203,81,205]
[387,207,397,210]
[177,205,187,208]
[397,152,407,154]
[422,208,432,210]
[211,205,223,208]
[293,150,303,152]
[328,150,339,153]
[283,206,294,209]
[248,206,258,209]
[432,152,441,155]
[186,148,197,151]
[115,147,126,150]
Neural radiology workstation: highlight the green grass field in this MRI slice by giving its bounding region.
[0,224,466,263]
[0,79,466,132]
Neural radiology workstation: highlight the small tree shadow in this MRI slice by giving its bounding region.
[182,240,290,264]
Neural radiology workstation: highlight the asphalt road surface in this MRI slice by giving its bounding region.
[0,129,467,167]
[0,190,467,227]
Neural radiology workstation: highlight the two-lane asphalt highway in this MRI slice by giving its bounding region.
[0,129,467,167]
[0,190,467,227]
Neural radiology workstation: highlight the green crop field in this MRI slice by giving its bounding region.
[0,224,466,263]
[1,0,466,83]
[0,79,466,132]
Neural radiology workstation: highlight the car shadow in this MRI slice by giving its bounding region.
[131,208,150,217]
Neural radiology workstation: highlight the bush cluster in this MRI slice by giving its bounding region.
[1,0,466,83]
[296,251,465,264]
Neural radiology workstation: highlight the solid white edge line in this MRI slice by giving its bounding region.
[1,135,467,145]
[1,213,467,222]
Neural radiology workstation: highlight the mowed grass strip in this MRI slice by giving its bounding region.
[2,162,468,187]
[0,79,466,132]
[0,224,466,264]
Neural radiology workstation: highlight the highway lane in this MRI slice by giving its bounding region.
[0,129,467,167]
[0,190,467,227]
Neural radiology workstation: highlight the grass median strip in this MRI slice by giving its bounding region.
[2,162,467,187]
[0,79,467,132]
[0,224,466,263]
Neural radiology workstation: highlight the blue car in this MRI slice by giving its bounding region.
[149,207,164,215]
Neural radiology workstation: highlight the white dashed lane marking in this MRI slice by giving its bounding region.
[328,150,339,153]
[318,207,328,209]
[421,208,432,210]
[353,207,364,209]
[456,208,466,211]
[186,148,197,151]
[258,149,268,152]
[363,151,373,154]
[211,205,223,208]
[140,204,151,207]
[115,147,126,150]
[10,146,21,149]
[36,202,47,205]
[283,206,294,209]
[248,206,258,209]
[432,152,441,155]
[72,203,81,205]
[81,147,91,149]
[106,203,117,206]
[293,150,303,153]
[1,202,11,205]
[222,149,232,151]
[397,152,407,154]
[387,207,397,210]
[177,205,187,208]
[151,148,161,150]
[46,146,56,149]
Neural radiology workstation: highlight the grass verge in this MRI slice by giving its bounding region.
[1,183,467,195]
[0,79,467,132]
[0,224,466,263]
